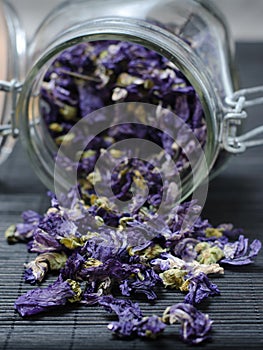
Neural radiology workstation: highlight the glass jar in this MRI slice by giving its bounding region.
[1,0,263,203]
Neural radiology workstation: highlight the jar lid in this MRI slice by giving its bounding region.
[0,1,26,165]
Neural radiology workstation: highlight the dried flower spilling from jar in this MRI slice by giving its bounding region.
[5,41,262,345]
[6,193,261,344]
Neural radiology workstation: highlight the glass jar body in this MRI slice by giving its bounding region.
[17,0,236,198]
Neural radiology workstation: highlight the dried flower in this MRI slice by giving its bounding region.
[136,316,166,339]
[24,251,68,284]
[195,242,224,265]
[221,235,262,265]
[159,268,188,290]
[15,278,81,317]
[99,296,165,339]
[5,210,42,244]
[162,302,213,344]
[184,272,220,304]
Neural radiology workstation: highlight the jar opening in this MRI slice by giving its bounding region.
[18,18,221,211]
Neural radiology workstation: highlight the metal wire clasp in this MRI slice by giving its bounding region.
[223,86,263,153]
[0,79,22,138]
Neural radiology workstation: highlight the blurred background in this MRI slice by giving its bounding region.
[6,0,263,41]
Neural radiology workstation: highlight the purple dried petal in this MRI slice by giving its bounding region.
[99,296,142,337]
[151,257,171,272]
[78,85,104,117]
[173,238,199,262]
[30,227,62,253]
[121,268,160,300]
[79,258,130,282]
[38,210,78,238]
[119,279,132,296]
[22,210,42,224]
[136,316,166,338]
[99,296,164,339]
[60,252,86,280]
[24,268,41,285]
[221,235,262,265]
[11,224,36,242]
[5,210,43,244]
[15,279,77,317]
[99,295,142,320]
[184,272,220,304]
[81,239,117,262]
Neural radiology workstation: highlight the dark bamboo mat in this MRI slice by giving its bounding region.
[0,43,263,350]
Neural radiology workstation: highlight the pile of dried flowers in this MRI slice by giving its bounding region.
[6,193,261,344]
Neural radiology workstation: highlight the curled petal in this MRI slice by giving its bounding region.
[162,302,212,344]
[221,235,262,265]
[24,252,68,284]
[184,272,220,304]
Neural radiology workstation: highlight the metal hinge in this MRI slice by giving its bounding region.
[223,86,263,153]
[0,79,22,138]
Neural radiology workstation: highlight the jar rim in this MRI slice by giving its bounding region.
[18,16,222,201]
